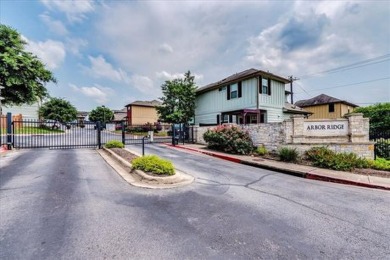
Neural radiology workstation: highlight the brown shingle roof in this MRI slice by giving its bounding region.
[295,94,358,108]
[197,68,290,94]
[125,100,162,107]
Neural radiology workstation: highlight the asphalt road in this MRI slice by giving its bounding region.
[1,147,389,259]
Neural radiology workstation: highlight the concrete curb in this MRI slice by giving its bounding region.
[166,144,390,191]
[99,147,194,189]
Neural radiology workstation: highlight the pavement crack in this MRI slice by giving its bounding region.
[246,185,389,239]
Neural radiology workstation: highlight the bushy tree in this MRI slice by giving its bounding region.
[354,103,390,132]
[89,106,113,124]
[0,24,56,106]
[156,71,197,124]
[39,98,77,125]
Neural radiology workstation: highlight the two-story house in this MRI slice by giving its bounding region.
[195,68,309,126]
[295,94,358,119]
[125,100,162,126]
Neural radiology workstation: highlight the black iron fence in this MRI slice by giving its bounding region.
[369,129,390,160]
[3,113,195,150]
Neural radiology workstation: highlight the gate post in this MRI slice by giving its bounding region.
[121,121,125,145]
[6,112,12,149]
[171,124,176,146]
[97,121,102,149]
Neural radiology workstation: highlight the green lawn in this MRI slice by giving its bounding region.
[12,126,64,134]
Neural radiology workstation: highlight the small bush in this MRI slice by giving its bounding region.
[105,140,124,148]
[203,125,254,155]
[278,147,299,162]
[370,158,390,171]
[305,146,372,171]
[132,155,175,175]
[256,145,268,156]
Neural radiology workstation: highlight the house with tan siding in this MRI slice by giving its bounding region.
[195,68,310,126]
[125,100,162,125]
[295,94,358,119]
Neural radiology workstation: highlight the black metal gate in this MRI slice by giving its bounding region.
[369,129,390,160]
[3,112,195,150]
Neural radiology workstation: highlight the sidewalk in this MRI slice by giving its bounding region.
[167,143,390,191]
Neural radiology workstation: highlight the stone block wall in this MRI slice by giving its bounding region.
[193,113,374,159]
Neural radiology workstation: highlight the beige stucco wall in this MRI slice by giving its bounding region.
[131,106,159,125]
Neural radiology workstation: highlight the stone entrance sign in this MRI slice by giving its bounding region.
[304,121,348,136]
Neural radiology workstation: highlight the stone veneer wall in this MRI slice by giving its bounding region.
[193,113,374,159]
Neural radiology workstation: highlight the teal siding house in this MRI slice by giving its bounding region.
[195,68,309,126]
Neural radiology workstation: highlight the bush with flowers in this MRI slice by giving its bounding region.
[203,124,254,155]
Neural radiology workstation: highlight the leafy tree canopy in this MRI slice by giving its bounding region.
[39,98,77,123]
[156,71,197,124]
[354,102,390,132]
[0,24,56,106]
[89,106,113,124]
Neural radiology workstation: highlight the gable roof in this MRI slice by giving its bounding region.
[197,68,290,94]
[125,100,162,107]
[295,94,358,108]
[283,102,313,115]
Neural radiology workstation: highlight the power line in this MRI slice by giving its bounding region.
[299,53,390,79]
[294,76,390,94]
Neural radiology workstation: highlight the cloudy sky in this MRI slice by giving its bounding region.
[1,0,389,111]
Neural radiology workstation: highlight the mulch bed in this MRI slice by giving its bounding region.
[110,148,138,162]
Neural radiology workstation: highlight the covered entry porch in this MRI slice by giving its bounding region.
[219,109,266,125]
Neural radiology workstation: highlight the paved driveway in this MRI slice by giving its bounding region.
[1,148,389,259]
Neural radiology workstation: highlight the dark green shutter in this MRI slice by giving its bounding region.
[268,78,271,95]
[227,85,231,100]
[238,81,242,98]
[217,114,220,125]
[259,76,262,94]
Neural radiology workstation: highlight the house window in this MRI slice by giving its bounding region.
[230,84,238,99]
[262,78,269,94]
[329,103,335,113]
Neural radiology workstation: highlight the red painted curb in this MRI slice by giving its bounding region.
[166,144,241,163]
[306,173,390,191]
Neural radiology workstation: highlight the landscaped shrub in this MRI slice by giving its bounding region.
[256,145,268,156]
[370,158,390,171]
[132,155,175,175]
[305,147,371,171]
[278,147,299,162]
[203,125,254,155]
[105,140,124,148]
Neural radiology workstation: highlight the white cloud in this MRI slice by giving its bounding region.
[70,83,112,104]
[40,0,94,23]
[245,1,390,77]
[158,43,173,54]
[156,71,204,82]
[23,37,66,70]
[66,38,88,56]
[84,55,128,82]
[129,75,156,95]
[39,13,68,36]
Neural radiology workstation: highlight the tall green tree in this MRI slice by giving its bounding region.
[0,24,56,106]
[156,71,197,124]
[89,106,113,124]
[39,98,77,125]
[354,102,390,132]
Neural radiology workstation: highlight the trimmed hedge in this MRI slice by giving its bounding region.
[203,125,254,155]
[105,140,124,148]
[132,155,175,175]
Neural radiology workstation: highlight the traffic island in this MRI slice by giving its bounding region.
[98,147,194,189]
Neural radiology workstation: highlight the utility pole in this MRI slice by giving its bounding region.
[289,76,299,104]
